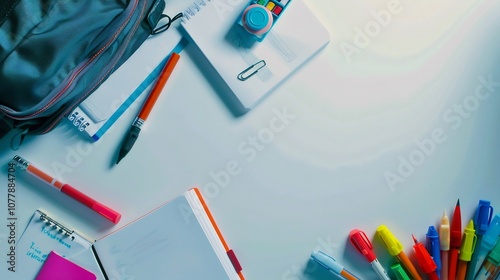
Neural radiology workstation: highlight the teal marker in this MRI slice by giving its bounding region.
[468,214,500,279]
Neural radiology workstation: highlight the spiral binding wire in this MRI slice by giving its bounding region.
[181,0,212,22]
[38,211,75,240]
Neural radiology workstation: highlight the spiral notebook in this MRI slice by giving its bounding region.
[10,188,243,280]
[179,0,330,112]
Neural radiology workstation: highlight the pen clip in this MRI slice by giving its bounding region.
[237,59,266,81]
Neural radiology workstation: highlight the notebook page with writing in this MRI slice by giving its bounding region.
[92,189,242,279]
[180,0,330,111]
[10,210,104,280]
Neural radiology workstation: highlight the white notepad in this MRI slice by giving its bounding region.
[10,188,243,280]
[66,29,185,141]
[180,0,330,112]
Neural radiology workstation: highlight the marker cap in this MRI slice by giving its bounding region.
[474,200,493,235]
[483,215,500,249]
[310,251,343,275]
[487,240,500,266]
[377,225,404,256]
[349,229,376,262]
[459,220,477,261]
[413,235,437,273]
[92,202,122,224]
[439,210,450,250]
[391,263,411,280]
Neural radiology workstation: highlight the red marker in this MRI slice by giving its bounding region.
[13,155,121,224]
[413,235,439,280]
[449,199,462,280]
[349,229,391,280]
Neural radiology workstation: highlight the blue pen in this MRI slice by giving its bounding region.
[466,201,495,280]
[311,251,360,280]
[426,226,441,278]
[468,214,500,280]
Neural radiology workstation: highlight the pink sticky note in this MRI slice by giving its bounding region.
[36,251,96,280]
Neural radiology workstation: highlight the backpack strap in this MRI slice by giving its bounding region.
[0,114,28,150]
[0,0,20,26]
[0,114,14,138]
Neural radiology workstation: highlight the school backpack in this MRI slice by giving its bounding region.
[0,0,179,147]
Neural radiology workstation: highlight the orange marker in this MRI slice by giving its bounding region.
[377,225,422,280]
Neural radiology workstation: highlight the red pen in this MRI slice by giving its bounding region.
[349,229,391,280]
[449,199,462,280]
[413,235,439,280]
[13,155,121,224]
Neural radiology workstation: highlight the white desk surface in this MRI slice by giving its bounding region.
[1,0,500,279]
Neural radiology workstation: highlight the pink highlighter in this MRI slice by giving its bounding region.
[13,155,121,224]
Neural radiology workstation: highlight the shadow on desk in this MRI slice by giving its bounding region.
[183,42,248,118]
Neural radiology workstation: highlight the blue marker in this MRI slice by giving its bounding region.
[426,226,441,278]
[310,251,360,279]
[468,213,500,280]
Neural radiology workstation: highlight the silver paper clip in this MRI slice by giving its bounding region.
[237,60,266,81]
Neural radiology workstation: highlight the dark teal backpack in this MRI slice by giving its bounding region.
[0,0,179,146]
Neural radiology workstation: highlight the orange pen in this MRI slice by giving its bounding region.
[377,225,422,280]
[116,52,180,164]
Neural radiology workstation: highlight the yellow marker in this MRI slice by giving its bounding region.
[456,220,477,280]
[377,225,422,280]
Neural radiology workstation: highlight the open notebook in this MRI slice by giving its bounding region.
[11,188,243,280]
[180,0,330,112]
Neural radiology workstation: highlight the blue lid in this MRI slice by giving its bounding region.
[245,6,270,31]
[475,199,493,235]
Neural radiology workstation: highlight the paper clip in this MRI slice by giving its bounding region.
[237,60,266,81]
